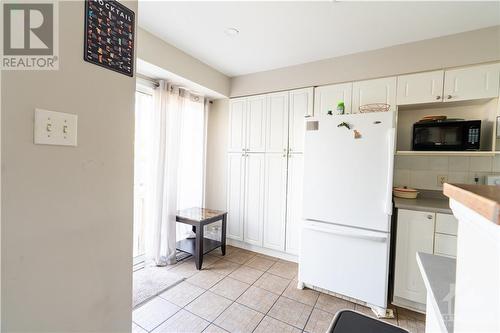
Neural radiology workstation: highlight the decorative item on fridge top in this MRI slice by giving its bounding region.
[336,101,345,115]
[359,103,390,113]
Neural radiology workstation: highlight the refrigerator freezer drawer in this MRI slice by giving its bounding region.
[299,221,390,308]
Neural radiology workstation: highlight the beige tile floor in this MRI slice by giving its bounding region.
[133,246,425,333]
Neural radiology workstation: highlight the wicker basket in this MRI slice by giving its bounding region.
[359,103,390,113]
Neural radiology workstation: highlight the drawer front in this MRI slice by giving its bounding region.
[435,213,458,236]
[434,233,457,258]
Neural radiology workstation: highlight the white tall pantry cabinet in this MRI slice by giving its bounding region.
[227,88,312,256]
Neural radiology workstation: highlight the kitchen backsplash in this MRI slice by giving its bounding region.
[394,155,500,190]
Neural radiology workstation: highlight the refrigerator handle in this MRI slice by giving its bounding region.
[385,128,396,215]
[303,224,388,243]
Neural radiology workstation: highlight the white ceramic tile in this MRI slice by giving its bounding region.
[184,291,232,321]
[304,308,335,333]
[236,286,280,314]
[493,155,500,172]
[151,309,209,333]
[210,277,250,301]
[469,157,493,172]
[447,172,468,184]
[409,170,441,190]
[449,156,470,172]
[393,169,410,187]
[394,155,413,170]
[159,281,205,307]
[132,322,147,333]
[132,297,180,331]
[203,324,228,333]
[428,157,449,171]
[214,303,264,333]
[254,316,301,333]
[187,270,225,289]
[268,296,312,329]
[409,156,429,171]
[282,280,319,306]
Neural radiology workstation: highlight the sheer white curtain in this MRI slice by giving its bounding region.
[146,80,206,266]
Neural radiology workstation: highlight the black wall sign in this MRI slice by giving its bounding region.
[84,0,135,77]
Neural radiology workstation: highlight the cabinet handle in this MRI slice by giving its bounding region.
[283,148,287,152]
[427,215,433,220]
[447,95,452,100]
[436,96,441,100]
[289,148,293,152]
[282,154,286,157]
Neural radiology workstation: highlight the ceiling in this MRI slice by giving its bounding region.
[139,1,500,77]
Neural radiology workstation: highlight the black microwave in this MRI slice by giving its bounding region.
[412,120,481,151]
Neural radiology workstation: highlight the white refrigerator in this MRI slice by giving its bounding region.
[299,111,395,311]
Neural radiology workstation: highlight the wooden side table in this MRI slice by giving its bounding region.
[176,207,227,270]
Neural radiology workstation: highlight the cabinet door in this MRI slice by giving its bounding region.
[289,88,313,153]
[352,77,397,113]
[263,153,288,251]
[444,63,500,102]
[435,213,458,236]
[226,153,245,241]
[246,96,267,152]
[314,83,352,117]
[285,153,304,255]
[397,70,444,105]
[266,92,289,153]
[228,98,246,153]
[243,153,265,246]
[434,233,457,258]
[394,209,435,305]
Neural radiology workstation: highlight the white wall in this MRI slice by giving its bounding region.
[230,26,500,97]
[138,28,230,97]
[205,99,229,211]
[1,1,137,331]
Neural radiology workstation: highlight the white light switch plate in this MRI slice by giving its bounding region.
[34,109,78,146]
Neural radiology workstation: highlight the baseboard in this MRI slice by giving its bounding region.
[392,296,426,314]
[227,239,299,263]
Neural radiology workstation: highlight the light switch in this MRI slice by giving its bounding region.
[34,109,77,146]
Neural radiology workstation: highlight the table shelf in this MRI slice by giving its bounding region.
[176,237,222,256]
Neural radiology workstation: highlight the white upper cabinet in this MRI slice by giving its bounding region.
[266,92,289,153]
[352,77,397,113]
[285,153,304,255]
[289,88,313,153]
[243,153,265,246]
[397,70,444,105]
[228,98,246,152]
[314,83,352,117]
[246,96,267,152]
[263,153,288,251]
[226,153,246,241]
[444,63,500,102]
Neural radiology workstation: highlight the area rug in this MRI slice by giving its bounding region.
[133,265,185,308]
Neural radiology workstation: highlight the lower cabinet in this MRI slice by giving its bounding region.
[226,151,303,255]
[393,209,458,312]
[243,154,265,246]
[285,153,304,255]
[263,153,288,251]
[394,210,435,307]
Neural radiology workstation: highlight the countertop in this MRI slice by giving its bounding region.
[416,252,456,333]
[393,189,452,214]
[444,184,500,225]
